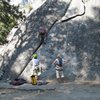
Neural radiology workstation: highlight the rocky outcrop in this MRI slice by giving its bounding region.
[0,0,100,83]
[40,0,100,82]
[0,0,71,81]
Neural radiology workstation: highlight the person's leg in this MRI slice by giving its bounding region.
[36,66,41,80]
[33,66,37,76]
[56,70,60,79]
[41,37,44,44]
[56,70,61,82]
[60,70,65,83]
[37,66,39,73]
[39,66,42,73]
[60,70,64,78]
[33,66,38,76]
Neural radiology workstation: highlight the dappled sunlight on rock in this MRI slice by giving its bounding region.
[0,0,99,83]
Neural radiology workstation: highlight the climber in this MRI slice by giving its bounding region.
[38,26,48,44]
[32,54,44,76]
[53,54,65,82]
[31,53,48,85]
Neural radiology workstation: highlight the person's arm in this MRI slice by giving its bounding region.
[52,59,57,65]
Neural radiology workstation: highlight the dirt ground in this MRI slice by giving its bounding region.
[0,82,100,100]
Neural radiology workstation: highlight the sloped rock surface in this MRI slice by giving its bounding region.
[0,0,100,83]
[0,0,71,81]
[39,0,100,82]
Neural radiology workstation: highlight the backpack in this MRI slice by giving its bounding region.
[57,57,62,66]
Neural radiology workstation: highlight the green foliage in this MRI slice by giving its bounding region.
[0,0,23,45]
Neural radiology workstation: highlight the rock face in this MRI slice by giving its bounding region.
[0,0,100,82]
